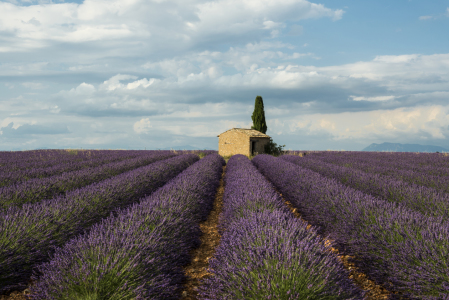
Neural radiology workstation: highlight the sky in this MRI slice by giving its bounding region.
[1,0,449,151]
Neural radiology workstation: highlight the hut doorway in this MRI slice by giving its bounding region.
[251,140,256,155]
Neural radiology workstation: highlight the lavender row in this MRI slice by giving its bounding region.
[284,149,449,176]
[0,149,115,173]
[253,154,449,299]
[368,168,449,194]
[0,151,177,210]
[0,150,213,174]
[0,150,145,188]
[313,152,449,193]
[199,155,365,300]
[281,155,449,221]
[28,154,224,300]
[307,151,449,177]
[0,150,88,170]
[0,154,199,293]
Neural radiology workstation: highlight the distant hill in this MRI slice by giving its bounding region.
[362,142,448,153]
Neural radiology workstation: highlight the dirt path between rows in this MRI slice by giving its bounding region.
[0,291,29,300]
[180,165,225,299]
[0,280,32,299]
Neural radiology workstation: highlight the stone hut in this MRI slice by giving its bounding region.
[217,128,271,157]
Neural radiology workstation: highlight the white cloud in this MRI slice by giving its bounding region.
[0,0,343,54]
[0,0,150,44]
[373,54,419,63]
[126,78,157,89]
[1,1,448,151]
[419,15,434,20]
[70,82,96,95]
[142,42,316,79]
[364,106,449,139]
[263,20,284,30]
[162,51,448,93]
[133,118,152,134]
[21,82,44,89]
[319,119,336,130]
[350,95,395,102]
[46,51,449,124]
[287,105,449,141]
[101,74,137,91]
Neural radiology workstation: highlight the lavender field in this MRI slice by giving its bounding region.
[0,150,448,299]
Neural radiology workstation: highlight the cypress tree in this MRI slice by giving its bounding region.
[251,95,267,134]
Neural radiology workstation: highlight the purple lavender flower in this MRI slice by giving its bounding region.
[0,153,200,293]
[199,155,365,299]
[253,154,449,299]
[28,154,224,299]
[0,151,177,210]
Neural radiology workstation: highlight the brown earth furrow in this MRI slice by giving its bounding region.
[0,289,30,300]
[180,165,225,299]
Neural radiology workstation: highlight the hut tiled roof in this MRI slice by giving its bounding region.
[217,128,270,138]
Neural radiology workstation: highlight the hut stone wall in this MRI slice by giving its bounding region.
[218,130,249,156]
[218,128,271,156]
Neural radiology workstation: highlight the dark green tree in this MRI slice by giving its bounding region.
[251,96,267,134]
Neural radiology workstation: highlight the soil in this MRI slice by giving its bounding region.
[180,166,225,299]
[0,290,30,300]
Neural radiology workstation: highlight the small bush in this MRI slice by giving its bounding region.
[264,138,285,156]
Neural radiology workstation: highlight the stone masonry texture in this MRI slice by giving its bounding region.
[218,128,270,156]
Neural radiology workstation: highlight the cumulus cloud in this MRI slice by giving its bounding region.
[133,118,152,134]
[72,82,96,94]
[350,95,395,102]
[45,51,449,122]
[282,105,449,145]
[0,0,447,151]
[101,74,137,91]
[0,0,343,56]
